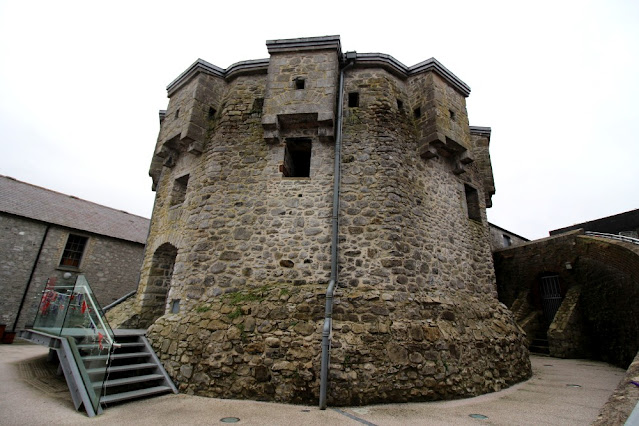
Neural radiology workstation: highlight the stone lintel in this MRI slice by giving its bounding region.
[262,113,335,144]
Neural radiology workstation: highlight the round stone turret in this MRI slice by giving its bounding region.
[107,35,531,405]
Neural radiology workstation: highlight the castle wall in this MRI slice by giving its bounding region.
[116,37,532,406]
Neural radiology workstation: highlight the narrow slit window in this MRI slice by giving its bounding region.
[348,92,359,108]
[208,107,216,119]
[171,174,190,206]
[175,108,180,119]
[59,235,88,268]
[413,107,421,118]
[294,77,305,90]
[282,139,312,178]
[252,98,264,114]
[397,99,404,111]
[449,109,456,121]
[464,184,481,222]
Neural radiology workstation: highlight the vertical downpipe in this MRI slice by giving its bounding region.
[319,53,355,410]
[13,225,50,332]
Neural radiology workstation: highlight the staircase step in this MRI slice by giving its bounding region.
[93,374,165,389]
[530,345,550,354]
[82,352,149,362]
[99,385,173,404]
[87,362,157,375]
[77,342,144,350]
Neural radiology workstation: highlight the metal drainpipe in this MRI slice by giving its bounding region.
[12,224,50,332]
[319,52,355,410]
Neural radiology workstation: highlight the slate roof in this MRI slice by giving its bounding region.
[0,175,150,244]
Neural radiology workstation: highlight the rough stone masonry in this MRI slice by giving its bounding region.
[107,35,531,405]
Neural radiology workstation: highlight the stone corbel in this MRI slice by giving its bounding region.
[261,114,280,144]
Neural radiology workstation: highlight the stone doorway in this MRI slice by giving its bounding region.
[143,243,177,324]
[540,274,563,324]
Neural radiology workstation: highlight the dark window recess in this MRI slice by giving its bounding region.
[397,99,404,111]
[171,174,190,206]
[449,109,456,121]
[464,184,481,222]
[348,92,359,108]
[413,107,421,118]
[282,139,312,177]
[208,107,216,119]
[294,77,305,90]
[503,234,512,247]
[175,108,180,119]
[60,235,88,268]
[171,299,180,314]
[252,98,264,114]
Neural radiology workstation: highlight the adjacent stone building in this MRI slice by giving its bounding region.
[0,175,149,330]
[108,36,531,406]
[494,229,639,370]
[488,222,529,250]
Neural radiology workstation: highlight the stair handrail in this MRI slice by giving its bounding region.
[585,231,639,246]
[103,290,137,312]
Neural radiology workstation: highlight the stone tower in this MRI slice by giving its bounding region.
[108,36,531,405]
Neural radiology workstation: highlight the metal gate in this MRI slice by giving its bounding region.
[540,275,562,324]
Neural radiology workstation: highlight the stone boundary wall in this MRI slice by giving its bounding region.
[593,349,639,425]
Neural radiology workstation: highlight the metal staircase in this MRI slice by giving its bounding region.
[20,275,176,416]
[95,329,175,406]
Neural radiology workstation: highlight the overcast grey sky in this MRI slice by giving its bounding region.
[0,0,637,240]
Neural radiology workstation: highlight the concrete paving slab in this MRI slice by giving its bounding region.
[0,340,626,425]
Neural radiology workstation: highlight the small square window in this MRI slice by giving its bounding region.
[413,107,422,118]
[282,139,312,178]
[502,234,512,247]
[449,109,456,121]
[294,77,305,90]
[464,184,481,222]
[348,92,359,108]
[171,174,189,206]
[175,108,180,119]
[60,235,88,268]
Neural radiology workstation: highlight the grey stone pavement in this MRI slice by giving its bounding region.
[0,339,627,425]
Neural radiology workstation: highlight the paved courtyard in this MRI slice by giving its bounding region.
[0,340,627,425]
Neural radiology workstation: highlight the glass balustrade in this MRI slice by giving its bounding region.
[33,274,115,413]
